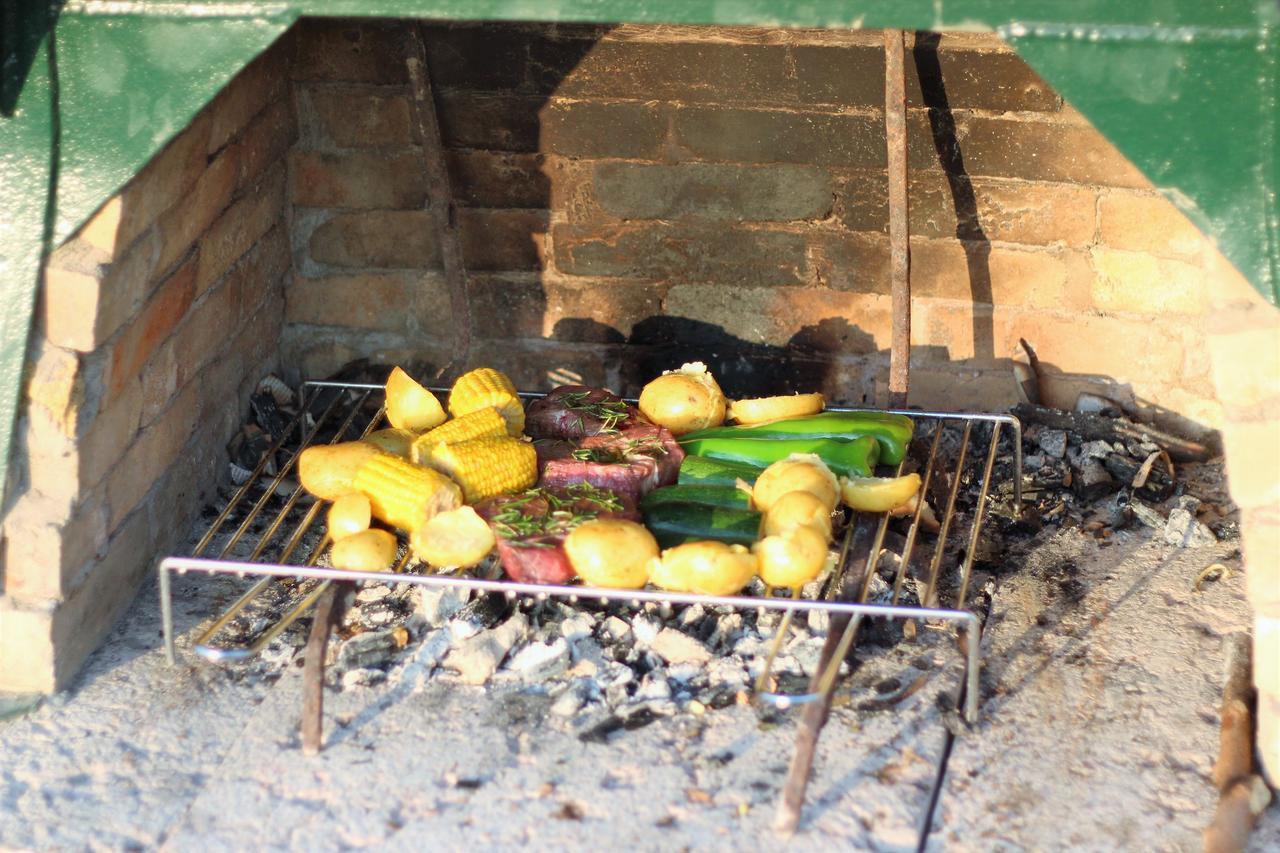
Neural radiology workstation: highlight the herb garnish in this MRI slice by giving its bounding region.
[559,391,631,435]
[489,483,625,542]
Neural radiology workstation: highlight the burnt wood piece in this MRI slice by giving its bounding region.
[775,519,877,835]
[885,29,911,408]
[301,581,353,755]
[1011,403,1210,462]
[1204,633,1271,853]
[406,26,472,380]
[1102,452,1176,501]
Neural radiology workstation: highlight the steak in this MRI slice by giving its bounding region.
[474,484,639,584]
[525,385,645,440]
[539,423,684,506]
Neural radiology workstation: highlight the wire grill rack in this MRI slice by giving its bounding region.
[159,380,1022,725]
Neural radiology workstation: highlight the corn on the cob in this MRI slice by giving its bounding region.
[409,407,507,464]
[420,435,536,503]
[352,453,462,532]
[448,367,525,436]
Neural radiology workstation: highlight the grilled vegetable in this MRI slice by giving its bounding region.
[680,435,879,480]
[760,490,834,539]
[638,362,727,436]
[642,502,761,548]
[753,525,829,588]
[409,407,507,464]
[680,410,914,465]
[449,367,524,436]
[839,473,922,512]
[363,428,416,458]
[564,519,658,589]
[410,506,495,569]
[327,493,372,541]
[351,453,463,532]
[677,455,764,488]
[420,435,537,503]
[331,529,398,572]
[385,366,447,432]
[727,393,824,424]
[298,441,382,501]
[647,541,758,596]
[640,484,752,512]
[752,455,840,513]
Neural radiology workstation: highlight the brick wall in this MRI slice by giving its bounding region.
[0,40,296,692]
[284,21,1224,441]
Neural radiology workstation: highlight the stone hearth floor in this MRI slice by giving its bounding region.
[1,526,1277,850]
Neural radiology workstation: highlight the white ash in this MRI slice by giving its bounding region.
[649,628,712,666]
[506,638,571,681]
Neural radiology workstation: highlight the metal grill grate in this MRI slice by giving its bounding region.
[160,380,1021,726]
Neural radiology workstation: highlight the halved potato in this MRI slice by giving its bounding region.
[753,525,830,589]
[752,454,840,514]
[565,519,658,589]
[385,366,447,432]
[839,473,922,513]
[727,392,824,425]
[327,493,372,541]
[331,529,398,572]
[761,489,834,539]
[410,506,495,569]
[638,362,727,436]
[362,428,417,458]
[648,540,757,596]
[298,442,382,501]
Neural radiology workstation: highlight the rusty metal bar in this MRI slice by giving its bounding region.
[406,25,472,381]
[885,28,911,408]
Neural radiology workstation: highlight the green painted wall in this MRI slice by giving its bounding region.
[0,0,1275,491]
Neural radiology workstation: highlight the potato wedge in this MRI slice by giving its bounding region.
[727,392,824,425]
[565,519,658,589]
[839,473,922,513]
[648,540,757,596]
[386,366,447,432]
[298,442,381,501]
[327,493,372,541]
[410,506,495,569]
[362,428,417,458]
[330,529,398,572]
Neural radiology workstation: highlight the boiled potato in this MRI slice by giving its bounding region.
[638,362,726,436]
[564,519,658,589]
[753,525,830,589]
[327,493,372,541]
[362,428,417,458]
[385,366,447,432]
[648,540,757,596]
[839,473,922,513]
[298,442,381,501]
[761,490,834,539]
[752,454,839,514]
[727,392,824,425]
[410,506,495,569]
[330,529,398,572]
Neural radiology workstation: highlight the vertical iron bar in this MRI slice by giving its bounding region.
[159,563,175,664]
[922,421,971,608]
[406,25,472,381]
[885,28,911,408]
[893,427,944,604]
[956,422,1001,608]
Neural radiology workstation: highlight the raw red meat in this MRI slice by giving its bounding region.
[539,423,684,506]
[524,385,645,440]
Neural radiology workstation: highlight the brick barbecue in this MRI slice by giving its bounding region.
[2,19,1278,798]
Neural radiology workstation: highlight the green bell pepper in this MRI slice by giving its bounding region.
[678,435,880,479]
[679,411,914,465]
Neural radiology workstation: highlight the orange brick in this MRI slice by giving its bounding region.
[910,298,997,365]
[911,238,1091,311]
[1089,248,1206,315]
[309,210,439,269]
[298,84,414,148]
[897,367,1020,412]
[3,488,109,601]
[155,152,237,279]
[104,382,200,530]
[663,285,890,351]
[1098,191,1207,260]
[1207,325,1280,411]
[207,48,287,154]
[228,97,295,190]
[106,255,198,399]
[1220,421,1280,510]
[997,310,1186,388]
[1241,506,1280,611]
[113,111,212,251]
[289,149,428,209]
[542,279,666,342]
[195,164,286,295]
[79,197,123,254]
[286,271,449,334]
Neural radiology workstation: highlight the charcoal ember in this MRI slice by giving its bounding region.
[599,615,631,643]
[250,390,289,440]
[1103,453,1175,502]
[1099,491,1133,530]
[1071,459,1117,502]
[337,628,400,671]
[1079,440,1116,461]
[451,593,514,639]
[1038,429,1068,458]
[227,425,274,473]
[410,586,471,631]
[540,423,684,506]
[558,614,596,642]
[525,385,646,440]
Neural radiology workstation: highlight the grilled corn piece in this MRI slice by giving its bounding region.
[409,407,507,464]
[420,435,536,503]
[448,368,524,436]
[352,453,462,532]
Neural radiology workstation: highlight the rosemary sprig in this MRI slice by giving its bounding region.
[559,391,631,434]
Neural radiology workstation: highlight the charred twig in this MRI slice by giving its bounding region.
[1203,632,1271,853]
[301,581,353,755]
[1015,338,1043,405]
[1011,403,1209,462]
[406,26,472,381]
